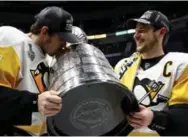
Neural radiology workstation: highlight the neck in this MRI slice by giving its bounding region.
[27,33,40,45]
[27,33,45,54]
[141,43,165,59]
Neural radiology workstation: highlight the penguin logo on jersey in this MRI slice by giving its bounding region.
[133,77,166,106]
[30,62,49,93]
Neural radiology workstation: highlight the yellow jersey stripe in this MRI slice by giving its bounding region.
[0,45,21,88]
[169,66,188,105]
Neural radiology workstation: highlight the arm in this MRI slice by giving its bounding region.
[0,45,38,125]
[128,65,188,136]
[126,104,188,136]
[0,86,38,125]
[149,104,188,136]
[149,65,188,136]
[120,55,188,135]
[0,43,62,136]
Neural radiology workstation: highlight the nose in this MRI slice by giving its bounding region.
[133,31,141,41]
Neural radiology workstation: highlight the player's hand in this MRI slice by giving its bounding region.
[38,90,62,117]
[126,105,154,128]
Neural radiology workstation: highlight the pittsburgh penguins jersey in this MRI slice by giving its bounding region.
[114,52,188,136]
[0,26,49,135]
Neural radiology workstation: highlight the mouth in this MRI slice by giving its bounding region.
[136,41,144,46]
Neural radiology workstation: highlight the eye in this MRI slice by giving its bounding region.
[137,29,145,33]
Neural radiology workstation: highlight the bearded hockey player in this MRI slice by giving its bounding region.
[115,10,188,136]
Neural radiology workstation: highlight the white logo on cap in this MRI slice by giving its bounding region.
[141,11,152,19]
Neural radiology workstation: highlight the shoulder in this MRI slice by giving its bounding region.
[0,41,26,62]
[165,52,188,81]
[114,58,127,71]
[0,26,24,35]
[114,52,138,73]
[166,52,188,63]
[0,26,28,45]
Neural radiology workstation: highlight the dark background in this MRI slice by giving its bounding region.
[1,1,188,66]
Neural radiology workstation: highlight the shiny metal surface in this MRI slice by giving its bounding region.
[47,43,138,136]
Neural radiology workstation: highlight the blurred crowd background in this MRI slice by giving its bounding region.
[1,1,188,66]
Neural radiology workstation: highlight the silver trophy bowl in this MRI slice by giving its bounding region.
[47,43,138,136]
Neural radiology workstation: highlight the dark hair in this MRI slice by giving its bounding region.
[153,24,170,47]
[30,22,41,35]
[30,21,55,35]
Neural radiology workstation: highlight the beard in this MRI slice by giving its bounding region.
[136,35,158,53]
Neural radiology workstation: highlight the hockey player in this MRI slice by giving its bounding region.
[115,10,188,136]
[0,6,80,135]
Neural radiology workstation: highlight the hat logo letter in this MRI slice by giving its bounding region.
[65,23,72,31]
[141,11,152,19]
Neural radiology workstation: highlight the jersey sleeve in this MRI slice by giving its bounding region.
[0,45,22,88]
[169,53,188,106]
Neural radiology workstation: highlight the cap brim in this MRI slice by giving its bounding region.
[60,32,81,44]
[127,18,151,29]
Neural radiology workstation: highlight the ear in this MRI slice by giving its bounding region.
[40,26,50,42]
[160,27,167,36]
[40,26,49,36]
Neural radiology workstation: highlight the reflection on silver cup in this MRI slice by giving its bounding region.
[47,43,138,136]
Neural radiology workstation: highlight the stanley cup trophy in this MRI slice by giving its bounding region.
[47,26,139,136]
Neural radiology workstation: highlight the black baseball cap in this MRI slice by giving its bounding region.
[34,6,80,43]
[127,10,170,32]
